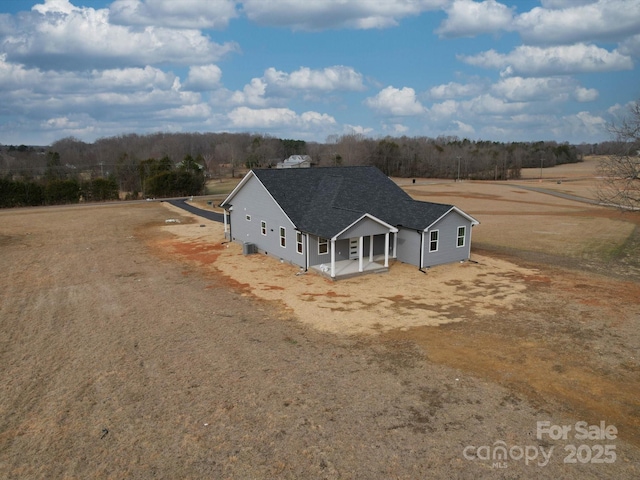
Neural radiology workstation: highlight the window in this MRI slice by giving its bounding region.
[261,221,267,236]
[429,230,439,252]
[296,232,303,254]
[457,226,466,247]
[279,227,286,248]
[245,214,251,221]
[318,237,328,255]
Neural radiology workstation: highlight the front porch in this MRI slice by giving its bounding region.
[311,255,393,280]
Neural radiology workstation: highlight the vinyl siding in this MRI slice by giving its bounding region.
[228,175,303,267]
[422,211,473,267]
[396,228,422,266]
[335,216,391,240]
[307,236,349,266]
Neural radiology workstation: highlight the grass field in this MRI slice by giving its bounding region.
[1,158,639,478]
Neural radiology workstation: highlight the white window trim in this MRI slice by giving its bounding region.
[245,214,251,221]
[318,237,329,255]
[429,229,439,252]
[456,226,466,248]
[296,232,303,254]
[279,226,286,248]
[261,220,267,236]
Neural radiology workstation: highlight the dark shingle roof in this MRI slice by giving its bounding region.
[252,166,456,238]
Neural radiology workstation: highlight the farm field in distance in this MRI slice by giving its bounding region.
[1,157,639,478]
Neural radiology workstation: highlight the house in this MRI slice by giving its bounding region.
[220,166,479,279]
[276,155,312,168]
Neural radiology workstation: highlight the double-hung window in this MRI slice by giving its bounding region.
[296,232,303,254]
[279,227,286,248]
[457,226,466,247]
[318,237,328,255]
[429,230,439,252]
[261,221,267,236]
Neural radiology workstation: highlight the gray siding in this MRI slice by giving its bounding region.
[396,228,422,266]
[372,235,392,256]
[307,235,330,267]
[335,216,391,240]
[307,236,349,267]
[228,175,304,267]
[422,211,472,267]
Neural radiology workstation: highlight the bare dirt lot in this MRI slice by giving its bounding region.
[1,163,639,478]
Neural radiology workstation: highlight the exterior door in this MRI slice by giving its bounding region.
[349,238,359,260]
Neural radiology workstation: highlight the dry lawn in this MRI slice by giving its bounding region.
[161,204,536,335]
[1,158,639,478]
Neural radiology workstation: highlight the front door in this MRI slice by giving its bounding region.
[349,238,359,260]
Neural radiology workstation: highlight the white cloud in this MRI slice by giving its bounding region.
[574,87,598,102]
[0,56,178,94]
[0,55,203,126]
[264,66,365,92]
[451,120,475,136]
[460,43,633,76]
[515,0,640,45]
[436,0,515,38]
[430,100,459,119]
[463,94,528,115]
[110,0,238,29]
[491,76,578,102]
[226,65,365,107]
[241,0,447,31]
[619,33,640,56]
[1,1,238,70]
[429,81,484,99]
[540,0,597,7]
[157,103,213,120]
[300,111,338,126]
[32,0,77,15]
[365,86,425,116]
[389,123,410,134]
[562,110,608,136]
[227,106,336,130]
[229,78,269,106]
[184,65,223,91]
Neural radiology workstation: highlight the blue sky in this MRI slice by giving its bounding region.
[0,0,638,146]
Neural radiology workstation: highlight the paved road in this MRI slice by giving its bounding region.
[164,198,224,223]
[508,184,602,205]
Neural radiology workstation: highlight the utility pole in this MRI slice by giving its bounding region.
[456,156,461,182]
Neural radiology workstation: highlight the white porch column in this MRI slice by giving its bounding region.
[369,235,374,262]
[330,238,336,278]
[223,210,228,234]
[393,232,397,258]
[384,232,390,267]
[358,236,363,272]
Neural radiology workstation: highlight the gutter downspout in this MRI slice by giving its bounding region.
[418,230,427,274]
[304,233,309,271]
[225,205,233,242]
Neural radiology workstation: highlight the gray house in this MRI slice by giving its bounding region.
[220,166,479,279]
[276,155,312,169]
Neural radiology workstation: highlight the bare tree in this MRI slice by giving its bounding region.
[597,100,640,211]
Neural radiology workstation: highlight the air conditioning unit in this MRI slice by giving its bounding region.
[242,242,256,255]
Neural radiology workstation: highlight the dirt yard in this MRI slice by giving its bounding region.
[1,162,639,478]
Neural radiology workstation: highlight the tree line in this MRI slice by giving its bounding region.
[1,131,585,187]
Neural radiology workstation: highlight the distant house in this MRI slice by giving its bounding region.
[276,155,312,169]
[220,166,479,279]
